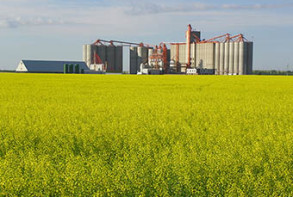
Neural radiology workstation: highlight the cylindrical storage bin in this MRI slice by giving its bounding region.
[69,64,74,73]
[75,64,80,74]
[64,64,69,74]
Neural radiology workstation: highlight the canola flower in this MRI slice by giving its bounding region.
[0,73,292,196]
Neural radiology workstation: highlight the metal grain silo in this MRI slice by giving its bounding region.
[243,42,248,75]
[224,42,230,75]
[206,43,215,69]
[219,43,225,75]
[137,47,143,72]
[179,44,187,72]
[234,42,239,75]
[69,64,74,73]
[246,42,253,74]
[115,46,123,72]
[239,42,244,75]
[215,43,220,75]
[148,48,153,65]
[130,47,138,74]
[195,43,200,68]
[170,45,176,62]
[86,45,93,68]
[82,45,87,64]
[196,43,205,69]
[106,46,116,71]
[190,43,196,67]
[64,64,69,74]
[97,45,107,63]
[75,64,80,74]
[142,47,148,64]
[229,42,234,75]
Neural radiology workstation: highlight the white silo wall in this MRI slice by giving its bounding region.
[180,44,187,72]
[219,43,225,75]
[206,43,215,69]
[179,44,186,64]
[215,43,220,74]
[200,43,206,68]
[229,42,234,74]
[86,45,93,67]
[148,48,153,65]
[170,45,175,61]
[224,42,230,75]
[198,44,205,68]
[83,45,87,64]
[191,43,196,67]
[195,43,200,68]
[243,42,248,75]
[130,47,138,74]
[248,42,253,74]
[234,42,239,75]
[239,42,244,75]
[137,47,143,72]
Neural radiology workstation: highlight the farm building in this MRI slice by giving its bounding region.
[16,60,89,73]
[84,25,253,75]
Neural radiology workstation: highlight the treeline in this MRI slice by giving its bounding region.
[0,70,15,73]
[253,70,293,75]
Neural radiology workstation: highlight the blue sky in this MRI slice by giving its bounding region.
[0,0,292,70]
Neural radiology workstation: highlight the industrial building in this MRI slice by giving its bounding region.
[16,60,89,73]
[83,40,123,73]
[170,25,253,75]
[83,25,253,75]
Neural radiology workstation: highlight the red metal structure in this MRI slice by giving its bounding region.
[93,51,103,64]
[186,24,192,68]
[148,43,168,73]
[199,33,247,43]
[93,39,144,47]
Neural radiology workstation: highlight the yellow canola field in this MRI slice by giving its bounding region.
[0,73,292,196]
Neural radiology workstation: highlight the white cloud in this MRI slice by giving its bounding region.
[126,2,293,15]
[0,17,66,28]
[0,1,292,30]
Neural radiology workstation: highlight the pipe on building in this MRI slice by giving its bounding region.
[186,24,192,68]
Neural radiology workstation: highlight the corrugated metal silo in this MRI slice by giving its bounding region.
[206,43,215,69]
[115,46,123,72]
[82,45,87,64]
[215,43,220,74]
[195,43,200,67]
[86,45,93,67]
[107,46,116,71]
[234,42,239,74]
[247,42,253,74]
[239,42,244,75]
[142,47,148,64]
[148,48,153,65]
[97,45,107,63]
[179,44,186,71]
[137,47,143,72]
[224,42,230,75]
[190,43,196,67]
[219,43,225,75]
[243,42,248,75]
[229,42,234,74]
[130,47,138,74]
